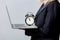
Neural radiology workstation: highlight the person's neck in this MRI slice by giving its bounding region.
[48,0,55,3]
[43,0,48,5]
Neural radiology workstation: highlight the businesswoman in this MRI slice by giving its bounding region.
[25,0,60,40]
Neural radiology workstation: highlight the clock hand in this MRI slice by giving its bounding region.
[29,18,31,21]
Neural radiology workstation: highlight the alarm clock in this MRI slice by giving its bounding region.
[25,13,34,26]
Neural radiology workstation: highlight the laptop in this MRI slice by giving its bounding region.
[5,5,37,29]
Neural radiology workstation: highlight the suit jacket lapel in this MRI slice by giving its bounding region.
[35,2,50,20]
[40,2,49,12]
[35,4,44,18]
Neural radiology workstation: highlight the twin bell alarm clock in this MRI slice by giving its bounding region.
[25,12,35,26]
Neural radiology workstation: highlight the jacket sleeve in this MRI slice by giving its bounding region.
[39,3,57,37]
[25,29,39,36]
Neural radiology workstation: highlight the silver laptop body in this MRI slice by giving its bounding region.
[5,5,37,29]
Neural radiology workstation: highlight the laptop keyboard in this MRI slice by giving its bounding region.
[11,24,26,27]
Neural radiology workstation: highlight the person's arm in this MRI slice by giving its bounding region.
[25,28,39,36]
[39,2,57,37]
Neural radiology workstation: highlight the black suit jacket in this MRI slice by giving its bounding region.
[25,1,59,40]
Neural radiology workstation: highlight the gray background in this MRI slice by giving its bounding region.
[0,0,60,40]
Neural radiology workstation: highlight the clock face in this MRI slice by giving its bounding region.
[25,17,34,26]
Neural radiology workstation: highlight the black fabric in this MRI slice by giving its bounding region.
[25,29,39,36]
[57,3,60,34]
[25,1,59,40]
